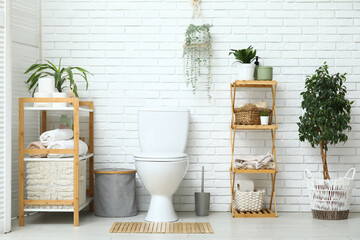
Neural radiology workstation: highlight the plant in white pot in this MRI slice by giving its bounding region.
[229,46,257,80]
[260,111,269,125]
[298,63,354,220]
[25,59,92,107]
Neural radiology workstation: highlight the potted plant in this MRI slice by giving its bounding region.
[25,59,92,107]
[298,63,354,220]
[229,46,257,81]
[183,24,212,99]
[260,111,269,125]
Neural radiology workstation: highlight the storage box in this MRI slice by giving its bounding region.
[24,160,86,210]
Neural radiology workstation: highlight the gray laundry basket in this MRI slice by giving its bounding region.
[94,168,137,217]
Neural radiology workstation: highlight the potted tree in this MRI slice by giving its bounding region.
[25,59,92,107]
[229,46,256,81]
[298,63,355,220]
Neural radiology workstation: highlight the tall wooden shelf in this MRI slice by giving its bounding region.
[230,80,278,218]
[18,98,94,226]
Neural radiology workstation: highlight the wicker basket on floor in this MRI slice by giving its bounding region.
[234,103,260,125]
[304,168,356,220]
[234,184,265,212]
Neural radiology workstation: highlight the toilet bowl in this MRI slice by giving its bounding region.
[134,108,189,222]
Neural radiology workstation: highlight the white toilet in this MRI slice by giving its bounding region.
[134,108,189,222]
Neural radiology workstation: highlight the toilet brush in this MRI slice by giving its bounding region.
[195,166,210,216]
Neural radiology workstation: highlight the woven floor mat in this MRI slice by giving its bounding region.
[109,222,214,234]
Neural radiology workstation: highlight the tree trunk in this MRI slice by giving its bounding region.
[320,141,330,180]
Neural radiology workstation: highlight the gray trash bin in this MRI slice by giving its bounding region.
[94,168,137,217]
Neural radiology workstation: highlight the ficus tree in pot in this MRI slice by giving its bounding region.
[298,63,353,180]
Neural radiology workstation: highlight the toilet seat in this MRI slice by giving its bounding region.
[134,152,188,162]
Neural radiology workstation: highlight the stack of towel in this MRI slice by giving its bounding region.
[235,152,275,170]
[27,129,88,158]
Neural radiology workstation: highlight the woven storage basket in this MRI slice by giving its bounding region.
[234,184,265,212]
[234,103,260,125]
[304,168,356,220]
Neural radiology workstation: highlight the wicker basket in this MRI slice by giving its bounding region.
[234,184,265,212]
[234,103,260,125]
[304,168,356,220]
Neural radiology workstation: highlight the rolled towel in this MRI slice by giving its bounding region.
[47,139,88,158]
[40,129,73,146]
[26,141,47,158]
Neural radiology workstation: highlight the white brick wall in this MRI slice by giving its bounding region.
[41,0,360,212]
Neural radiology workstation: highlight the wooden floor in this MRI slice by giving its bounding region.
[110,222,213,234]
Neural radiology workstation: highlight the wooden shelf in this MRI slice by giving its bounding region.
[231,80,277,88]
[24,154,94,162]
[24,197,93,213]
[232,168,277,174]
[229,81,278,218]
[24,106,93,112]
[19,98,95,226]
[232,208,276,218]
[231,124,278,130]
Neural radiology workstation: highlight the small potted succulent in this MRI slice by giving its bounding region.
[25,59,92,107]
[260,111,269,125]
[229,46,257,81]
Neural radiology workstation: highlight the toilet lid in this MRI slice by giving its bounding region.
[134,152,188,160]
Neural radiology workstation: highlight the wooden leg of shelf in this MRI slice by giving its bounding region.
[73,99,80,226]
[89,103,94,212]
[19,99,24,226]
[41,110,47,133]
[229,168,233,214]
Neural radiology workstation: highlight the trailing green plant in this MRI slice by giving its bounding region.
[260,111,269,116]
[229,46,256,64]
[183,24,212,99]
[25,59,92,97]
[298,63,353,180]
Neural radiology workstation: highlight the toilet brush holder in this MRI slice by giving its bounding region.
[194,166,210,216]
[195,192,210,216]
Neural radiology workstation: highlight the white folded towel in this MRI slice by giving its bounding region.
[47,139,88,158]
[40,129,74,146]
[235,152,274,169]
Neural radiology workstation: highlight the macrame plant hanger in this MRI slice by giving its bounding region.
[191,0,201,19]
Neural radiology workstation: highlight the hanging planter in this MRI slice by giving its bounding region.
[183,24,212,99]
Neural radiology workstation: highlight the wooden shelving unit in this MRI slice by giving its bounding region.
[229,80,278,218]
[18,98,94,226]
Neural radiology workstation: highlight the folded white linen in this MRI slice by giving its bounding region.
[40,129,74,146]
[47,139,88,158]
[235,152,274,169]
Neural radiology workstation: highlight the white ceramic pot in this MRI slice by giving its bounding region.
[237,64,255,80]
[260,116,269,125]
[52,92,67,108]
[38,76,55,93]
[34,92,52,107]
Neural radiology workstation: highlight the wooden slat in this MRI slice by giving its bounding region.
[24,149,74,154]
[206,223,214,234]
[24,200,73,205]
[231,124,278,130]
[109,222,117,233]
[20,97,74,103]
[19,99,25,226]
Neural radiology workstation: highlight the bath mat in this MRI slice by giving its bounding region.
[109,222,214,234]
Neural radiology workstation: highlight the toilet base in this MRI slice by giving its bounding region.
[145,195,178,222]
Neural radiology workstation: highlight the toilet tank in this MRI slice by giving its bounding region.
[138,108,189,153]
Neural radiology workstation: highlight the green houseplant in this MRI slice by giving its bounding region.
[298,63,353,180]
[260,110,269,125]
[183,24,212,99]
[229,46,257,81]
[25,59,92,97]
